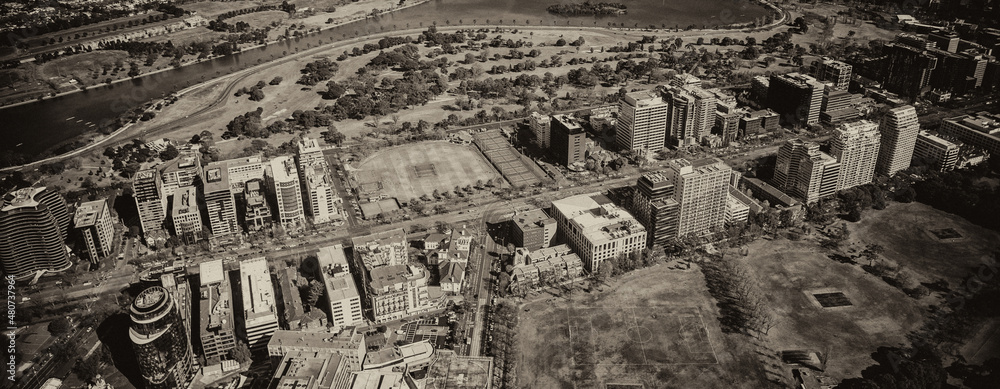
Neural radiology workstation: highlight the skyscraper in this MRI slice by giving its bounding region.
[810,57,853,89]
[130,286,196,389]
[629,172,679,248]
[876,105,920,176]
[133,169,166,240]
[772,139,812,192]
[223,155,265,194]
[243,179,271,231]
[616,90,668,152]
[883,42,937,99]
[237,257,279,352]
[160,151,203,198]
[198,259,236,361]
[767,73,824,126]
[73,199,115,264]
[662,158,731,238]
[832,120,882,191]
[550,114,586,167]
[317,245,365,331]
[795,149,841,204]
[171,186,202,244]
[204,163,239,244]
[297,138,342,225]
[528,112,552,148]
[266,156,305,228]
[664,84,716,146]
[0,187,71,279]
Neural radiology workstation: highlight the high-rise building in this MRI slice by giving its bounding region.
[709,89,743,146]
[751,75,770,105]
[670,73,703,88]
[133,169,166,239]
[198,259,236,361]
[820,87,860,125]
[629,172,679,248]
[876,105,920,176]
[937,112,1000,156]
[317,245,364,330]
[204,163,239,244]
[297,139,342,225]
[811,57,853,89]
[738,109,780,139]
[616,90,668,152]
[928,30,960,53]
[160,151,203,198]
[883,42,938,99]
[352,228,408,269]
[550,193,646,272]
[664,84,716,146]
[367,264,432,323]
[528,111,552,148]
[832,120,882,191]
[73,199,115,263]
[267,329,367,372]
[129,286,196,389]
[914,131,960,171]
[511,208,557,251]
[266,156,305,228]
[0,187,71,279]
[662,158,731,238]
[223,155,265,194]
[237,257,279,352]
[550,114,586,167]
[795,149,841,204]
[773,139,813,193]
[767,73,824,126]
[243,179,271,231]
[171,186,202,244]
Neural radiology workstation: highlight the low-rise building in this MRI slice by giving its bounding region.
[267,329,367,372]
[914,130,960,171]
[367,265,434,323]
[510,208,556,251]
[509,244,584,291]
[550,193,646,272]
[362,340,434,372]
[267,351,351,389]
[171,186,202,244]
[725,192,750,226]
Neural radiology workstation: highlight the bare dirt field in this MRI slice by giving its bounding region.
[352,141,500,202]
[738,237,926,382]
[518,264,772,389]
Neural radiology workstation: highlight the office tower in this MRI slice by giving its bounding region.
[725,192,750,226]
[267,329,367,372]
[896,33,935,50]
[709,89,742,146]
[243,179,271,231]
[204,163,239,243]
[73,199,115,263]
[738,109,780,139]
[767,73,824,126]
[267,351,351,389]
[266,156,305,228]
[297,138,341,225]
[832,120,882,191]
[795,149,841,204]
[938,112,1000,156]
[133,169,166,238]
[0,187,70,279]
[550,114,586,167]
[160,151,203,198]
[511,209,557,251]
[820,87,860,125]
[224,155,265,194]
[914,131,960,171]
[550,193,646,272]
[237,257,279,351]
[528,111,552,148]
[928,30,960,53]
[884,43,938,99]
[171,186,202,244]
[664,84,716,146]
[130,286,196,389]
[773,139,813,192]
[630,172,679,248]
[316,245,364,330]
[616,90,668,152]
[876,105,920,176]
[198,259,236,361]
[670,73,702,88]
[352,228,408,269]
[751,75,770,105]
[811,57,853,89]
[662,158,731,238]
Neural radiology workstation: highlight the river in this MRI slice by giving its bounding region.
[0,0,770,162]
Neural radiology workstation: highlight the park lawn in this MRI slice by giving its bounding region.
[353,141,501,202]
[738,237,926,382]
[846,202,1000,287]
[39,50,130,82]
[518,263,774,389]
[182,1,269,18]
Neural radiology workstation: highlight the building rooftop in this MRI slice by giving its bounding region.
[622,90,665,107]
[72,199,107,228]
[1,187,46,212]
[172,186,199,216]
[268,329,364,351]
[424,350,494,389]
[269,156,298,182]
[352,228,408,269]
[239,257,277,320]
[773,72,824,88]
[369,265,425,292]
[551,193,645,244]
[200,259,225,286]
[199,260,232,331]
[350,371,405,389]
[513,208,555,231]
[161,151,200,174]
[744,109,779,119]
[918,130,960,148]
[363,340,434,370]
[317,245,361,303]
[203,162,231,194]
[271,352,346,389]
[949,112,1000,135]
[551,114,584,133]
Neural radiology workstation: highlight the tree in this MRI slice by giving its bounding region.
[322,126,346,145]
[409,199,425,213]
[230,341,252,364]
[73,356,101,383]
[248,87,265,101]
[555,38,567,46]
[305,280,325,307]
[48,317,71,336]
[269,76,283,85]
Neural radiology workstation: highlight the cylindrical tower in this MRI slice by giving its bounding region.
[130,286,194,389]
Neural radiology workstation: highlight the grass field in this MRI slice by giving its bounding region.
[519,264,772,389]
[353,141,500,202]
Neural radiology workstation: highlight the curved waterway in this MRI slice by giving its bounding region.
[0,0,770,160]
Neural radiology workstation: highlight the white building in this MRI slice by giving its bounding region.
[73,199,115,263]
[876,105,920,176]
[266,156,305,228]
[550,193,646,272]
[663,158,732,238]
[832,120,882,191]
[238,257,279,351]
[317,245,364,331]
[616,90,668,152]
[725,192,750,226]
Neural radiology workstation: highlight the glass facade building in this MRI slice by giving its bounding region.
[130,286,195,389]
